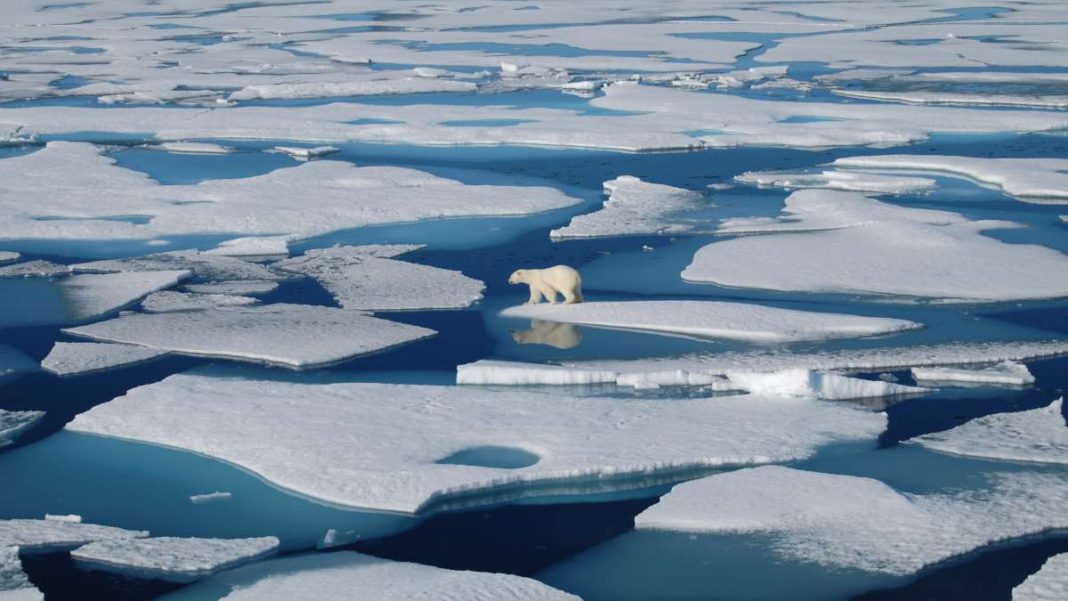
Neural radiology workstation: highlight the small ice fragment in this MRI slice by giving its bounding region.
[272,146,339,160]
[189,492,231,505]
[43,515,80,523]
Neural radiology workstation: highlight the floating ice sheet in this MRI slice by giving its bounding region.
[64,304,435,368]
[56,271,189,321]
[550,176,704,239]
[501,301,920,343]
[41,342,168,377]
[911,361,1035,386]
[0,411,44,449]
[68,374,885,513]
[723,369,926,401]
[73,251,281,283]
[160,551,579,601]
[636,466,1068,576]
[1014,553,1068,601]
[0,261,69,279]
[141,291,258,313]
[0,546,40,601]
[72,536,279,583]
[735,169,936,195]
[685,190,1068,302]
[275,246,484,311]
[914,398,1067,465]
[0,519,146,555]
[203,238,289,258]
[0,253,18,265]
[830,89,1068,110]
[833,155,1068,204]
[183,281,278,296]
[152,143,234,155]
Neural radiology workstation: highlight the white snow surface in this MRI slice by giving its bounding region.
[189,493,231,505]
[42,342,168,377]
[72,251,281,283]
[636,466,1068,576]
[153,143,234,155]
[723,369,926,401]
[0,520,147,555]
[550,176,704,239]
[687,190,1068,302]
[830,89,1068,110]
[1014,553,1068,601]
[160,551,579,601]
[56,271,189,321]
[141,291,258,313]
[68,374,885,514]
[735,169,937,195]
[275,246,484,311]
[64,304,435,368]
[0,547,40,601]
[272,146,339,159]
[0,261,70,278]
[833,155,1068,204]
[912,361,1035,386]
[914,398,1067,465]
[501,301,920,343]
[183,281,278,296]
[72,536,279,584]
[0,253,18,265]
[0,410,44,448]
[203,238,289,258]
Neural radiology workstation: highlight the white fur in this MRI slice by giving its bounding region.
[508,265,583,305]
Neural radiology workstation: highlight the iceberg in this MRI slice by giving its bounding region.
[64,304,436,369]
[71,536,279,583]
[550,176,704,239]
[911,361,1035,386]
[635,466,1068,576]
[0,410,44,449]
[1014,553,1068,601]
[68,374,885,513]
[41,342,169,377]
[501,300,920,343]
[914,398,1067,465]
[159,551,579,601]
[275,246,484,311]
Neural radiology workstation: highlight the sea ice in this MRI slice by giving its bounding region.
[141,291,258,313]
[272,146,339,160]
[64,304,435,368]
[68,374,885,513]
[275,246,484,311]
[723,369,926,401]
[152,143,234,155]
[550,176,704,239]
[41,342,168,377]
[501,301,920,343]
[183,281,278,296]
[71,536,279,583]
[159,551,579,601]
[0,252,18,265]
[0,261,69,279]
[72,251,281,283]
[0,519,146,554]
[0,410,44,449]
[830,89,1068,110]
[911,361,1035,386]
[734,169,936,195]
[635,466,1068,576]
[1014,553,1068,601]
[0,546,40,601]
[57,271,190,321]
[228,78,476,101]
[189,493,231,505]
[833,155,1068,204]
[685,190,1068,302]
[914,398,1067,465]
[203,238,289,258]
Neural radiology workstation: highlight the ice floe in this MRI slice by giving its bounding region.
[0,519,146,555]
[0,261,69,279]
[550,176,704,239]
[911,361,1035,386]
[734,169,936,195]
[635,466,1068,576]
[41,342,168,377]
[160,551,579,601]
[72,536,279,583]
[723,369,926,401]
[152,142,234,155]
[189,492,231,505]
[501,301,920,343]
[0,253,18,265]
[914,398,1066,465]
[229,79,476,102]
[72,251,280,284]
[68,374,885,513]
[271,146,339,160]
[141,291,258,313]
[1014,553,1068,601]
[831,89,1068,110]
[183,281,278,296]
[275,246,484,311]
[203,238,290,258]
[57,271,189,322]
[0,546,40,601]
[0,410,44,449]
[833,155,1068,204]
[685,190,1068,302]
[64,304,435,369]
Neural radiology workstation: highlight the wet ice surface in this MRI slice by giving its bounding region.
[71,536,279,583]
[1,0,1068,600]
[1014,553,1068,601]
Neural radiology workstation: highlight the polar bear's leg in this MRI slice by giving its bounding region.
[537,283,559,304]
[527,285,544,305]
[562,285,582,304]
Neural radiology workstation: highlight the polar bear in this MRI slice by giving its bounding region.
[508,265,583,304]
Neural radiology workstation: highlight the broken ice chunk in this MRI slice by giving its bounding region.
[914,398,1067,465]
[141,291,258,313]
[0,410,44,448]
[911,361,1035,386]
[41,342,168,377]
[550,176,704,239]
[1013,553,1068,601]
[57,271,189,321]
[71,536,279,583]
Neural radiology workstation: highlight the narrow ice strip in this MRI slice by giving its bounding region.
[831,89,1068,110]
[228,78,476,101]
[1014,553,1068,601]
[152,142,234,155]
[635,466,1068,576]
[0,519,147,555]
[64,304,435,369]
[71,536,279,584]
[914,398,1067,465]
[734,169,936,195]
[833,156,1068,204]
[73,251,282,283]
[723,369,926,401]
[0,410,44,448]
[272,146,339,160]
[501,301,920,343]
[0,261,69,278]
[0,252,18,265]
[912,361,1034,386]
[189,492,231,505]
[275,246,484,311]
[550,176,704,239]
[183,281,278,296]
[203,238,289,258]
[57,271,189,321]
[141,291,258,313]
[1,546,41,601]
[42,342,168,377]
[68,374,885,514]
[686,190,1068,302]
[159,551,579,601]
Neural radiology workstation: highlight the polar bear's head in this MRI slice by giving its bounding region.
[507,269,529,285]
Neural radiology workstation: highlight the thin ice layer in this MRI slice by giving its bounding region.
[636,466,1068,576]
[0,519,147,554]
[550,176,704,239]
[911,361,1035,386]
[501,301,920,343]
[56,271,190,321]
[72,536,279,583]
[41,342,168,377]
[735,170,936,195]
[68,374,885,513]
[914,398,1067,465]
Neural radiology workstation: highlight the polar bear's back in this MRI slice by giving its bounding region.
[542,264,581,284]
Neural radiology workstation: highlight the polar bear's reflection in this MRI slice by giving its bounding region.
[511,320,582,349]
